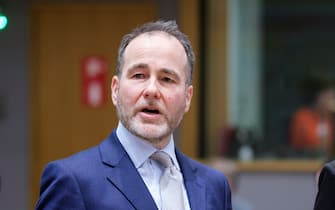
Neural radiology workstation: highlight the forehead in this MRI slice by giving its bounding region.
[122,31,188,70]
[125,31,185,55]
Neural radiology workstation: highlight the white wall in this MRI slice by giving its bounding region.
[227,0,263,136]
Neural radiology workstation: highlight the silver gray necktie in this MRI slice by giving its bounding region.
[151,151,186,210]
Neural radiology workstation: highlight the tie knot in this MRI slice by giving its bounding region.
[150,151,173,168]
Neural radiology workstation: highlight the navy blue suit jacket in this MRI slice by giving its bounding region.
[36,131,232,210]
[314,160,335,210]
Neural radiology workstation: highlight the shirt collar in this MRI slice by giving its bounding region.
[116,122,180,170]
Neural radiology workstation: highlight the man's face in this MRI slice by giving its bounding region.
[111,32,193,148]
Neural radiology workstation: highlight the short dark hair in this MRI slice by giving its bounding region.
[116,20,194,85]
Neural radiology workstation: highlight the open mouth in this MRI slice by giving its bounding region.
[142,108,160,114]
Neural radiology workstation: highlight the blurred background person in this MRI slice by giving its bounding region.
[290,71,335,157]
[314,160,335,210]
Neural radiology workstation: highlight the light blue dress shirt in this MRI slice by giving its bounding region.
[116,122,190,210]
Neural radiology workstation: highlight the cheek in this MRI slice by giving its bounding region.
[166,93,186,110]
[119,85,139,105]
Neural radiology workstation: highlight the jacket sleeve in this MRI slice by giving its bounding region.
[221,174,232,210]
[314,162,335,210]
[35,161,86,210]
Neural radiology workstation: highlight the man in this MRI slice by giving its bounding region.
[36,20,232,210]
[314,160,335,210]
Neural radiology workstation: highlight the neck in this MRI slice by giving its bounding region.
[148,136,172,150]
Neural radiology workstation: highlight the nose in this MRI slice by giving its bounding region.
[143,78,161,99]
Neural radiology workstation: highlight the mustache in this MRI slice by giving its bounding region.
[135,101,164,114]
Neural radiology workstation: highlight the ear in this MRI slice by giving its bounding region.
[111,76,119,106]
[184,85,193,113]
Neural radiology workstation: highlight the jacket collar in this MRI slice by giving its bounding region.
[176,149,206,210]
[99,130,206,210]
[99,131,158,210]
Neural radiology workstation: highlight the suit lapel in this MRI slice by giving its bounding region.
[99,131,158,210]
[176,149,206,210]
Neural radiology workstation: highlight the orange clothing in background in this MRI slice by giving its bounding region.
[290,107,334,150]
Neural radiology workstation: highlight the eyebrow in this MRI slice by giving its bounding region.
[127,63,148,72]
[126,63,181,81]
[161,68,180,80]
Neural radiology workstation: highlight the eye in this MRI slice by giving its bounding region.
[161,77,175,83]
[132,73,145,79]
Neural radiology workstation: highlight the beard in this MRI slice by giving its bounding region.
[115,96,186,146]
